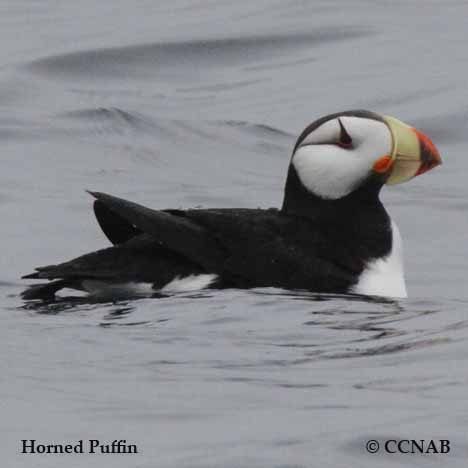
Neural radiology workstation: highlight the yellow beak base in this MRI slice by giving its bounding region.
[383,116,422,185]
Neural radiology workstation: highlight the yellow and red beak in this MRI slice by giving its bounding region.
[382,115,442,185]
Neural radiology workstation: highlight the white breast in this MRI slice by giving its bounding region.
[352,219,407,298]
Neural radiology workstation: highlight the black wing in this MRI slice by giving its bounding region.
[24,192,361,295]
[183,208,359,291]
[88,191,226,271]
[93,199,141,245]
[23,234,205,285]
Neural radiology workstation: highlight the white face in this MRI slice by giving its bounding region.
[292,116,393,199]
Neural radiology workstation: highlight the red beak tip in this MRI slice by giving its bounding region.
[413,128,442,176]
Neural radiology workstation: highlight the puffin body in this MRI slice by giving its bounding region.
[22,110,441,300]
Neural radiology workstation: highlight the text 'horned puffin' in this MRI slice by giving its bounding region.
[22,110,441,300]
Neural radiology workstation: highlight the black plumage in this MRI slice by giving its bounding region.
[22,186,391,299]
[22,110,396,300]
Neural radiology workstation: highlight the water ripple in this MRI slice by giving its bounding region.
[26,29,374,81]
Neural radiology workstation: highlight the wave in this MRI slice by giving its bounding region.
[27,28,373,81]
[59,106,293,142]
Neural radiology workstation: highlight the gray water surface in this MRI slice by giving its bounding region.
[1,1,468,467]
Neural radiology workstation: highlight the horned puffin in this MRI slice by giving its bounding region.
[22,110,441,300]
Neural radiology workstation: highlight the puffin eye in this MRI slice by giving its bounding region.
[337,119,353,149]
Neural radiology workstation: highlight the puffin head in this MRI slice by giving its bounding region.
[282,110,441,212]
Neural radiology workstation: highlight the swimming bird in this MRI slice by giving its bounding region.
[22,110,441,300]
